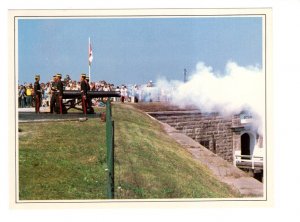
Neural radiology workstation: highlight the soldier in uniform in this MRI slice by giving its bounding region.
[50,75,57,113]
[86,76,91,91]
[85,76,94,113]
[80,73,88,114]
[33,74,41,113]
[56,73,64,114]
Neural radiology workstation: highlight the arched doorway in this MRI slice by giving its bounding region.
[241,133,251,159]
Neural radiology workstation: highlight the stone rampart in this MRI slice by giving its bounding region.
[149,111,245,163]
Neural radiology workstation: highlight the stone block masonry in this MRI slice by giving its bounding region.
[149,111,256,163]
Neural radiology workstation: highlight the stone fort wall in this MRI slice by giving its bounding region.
[149,111,256,163]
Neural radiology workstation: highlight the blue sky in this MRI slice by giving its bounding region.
[18,16,262,85]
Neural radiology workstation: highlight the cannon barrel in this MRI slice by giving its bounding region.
[87,91,120,98]
[62,90,81,98]
[62,90,120,99]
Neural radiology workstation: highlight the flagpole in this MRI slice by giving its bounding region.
[88,37,91,82]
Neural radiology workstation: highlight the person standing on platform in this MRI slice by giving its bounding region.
[80,73,88,114]
[50,75,57,113]
[19,85,27,108]
[86,76,91,91]
[56,73,64,114]
[26,83,33,107]
[120,85,125,103]
[33,74,41,113]
[85,76,92,109]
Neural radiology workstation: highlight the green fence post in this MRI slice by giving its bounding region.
[111,120,115,198]
[106,99,114,199]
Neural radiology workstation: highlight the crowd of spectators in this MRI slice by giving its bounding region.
[18,75,172,108]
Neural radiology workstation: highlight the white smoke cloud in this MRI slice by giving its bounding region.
[155,61,265,135]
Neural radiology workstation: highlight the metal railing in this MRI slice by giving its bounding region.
[234,153,264,170]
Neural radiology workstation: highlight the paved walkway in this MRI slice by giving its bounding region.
[18,107,101,122]
[148,114,264,197]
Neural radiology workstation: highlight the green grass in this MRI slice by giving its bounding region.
[18,104,240,200]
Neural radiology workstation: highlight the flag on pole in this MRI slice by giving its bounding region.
[88,40,93,66]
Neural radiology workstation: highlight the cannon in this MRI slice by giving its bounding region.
[53,90,120,114]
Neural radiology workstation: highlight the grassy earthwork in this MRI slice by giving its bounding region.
[18,103,241,200]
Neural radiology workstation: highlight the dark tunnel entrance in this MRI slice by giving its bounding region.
[241,133,251,159]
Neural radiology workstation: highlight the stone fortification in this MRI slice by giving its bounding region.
[149,111,249,163]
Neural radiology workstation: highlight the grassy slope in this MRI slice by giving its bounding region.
[18,104,240,200]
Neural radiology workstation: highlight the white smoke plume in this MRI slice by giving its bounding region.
[155,61,265,135]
